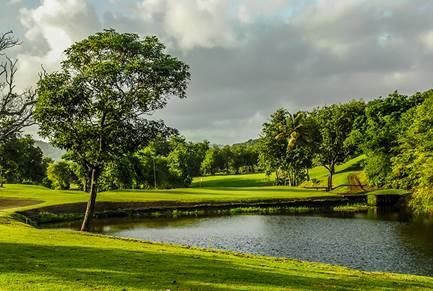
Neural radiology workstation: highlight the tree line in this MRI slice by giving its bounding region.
[0,134,262,190]
[258,89,433,213]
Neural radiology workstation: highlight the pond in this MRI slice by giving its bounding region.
[51,209,433,276]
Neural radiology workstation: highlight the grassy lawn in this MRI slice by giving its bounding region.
[1,218,432,290]
[193,155,368,191]
[2,157,372,213]
[0,155,428,290]
[0,184,336,215]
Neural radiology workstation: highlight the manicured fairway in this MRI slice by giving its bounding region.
[0,156,367,214]
[0,184,336,214]
[0,156,428,290]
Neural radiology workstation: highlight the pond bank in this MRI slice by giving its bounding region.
[51,210,433,276]
[1,217,433,290]
[18,193,406,225]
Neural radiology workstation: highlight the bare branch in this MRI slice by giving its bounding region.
[0,31,36,143]
[0,31,20,53]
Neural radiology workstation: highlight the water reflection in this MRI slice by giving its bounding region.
[51,210,433,276]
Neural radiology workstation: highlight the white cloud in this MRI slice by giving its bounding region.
[15,0,100,89]
[6,0,433,143]
[236,0,287,24]
[421,30,433,52]
[137,0,237,50]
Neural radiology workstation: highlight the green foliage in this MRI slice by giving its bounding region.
[230,142,259,174]
[201,147,219,175]
[363,153,391,186]
[0,136,45,184]
[97,135,206,190]
[46,160,78,190]
[35,30,190,174]
[313,100,365,190]
[409,187,433,215]
[355,91,423,186]
[34,29,190,229]
[259,108,320,186]
[391,90,433,212]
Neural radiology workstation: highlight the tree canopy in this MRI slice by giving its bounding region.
[35,29,190,230]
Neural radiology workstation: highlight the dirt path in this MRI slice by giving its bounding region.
[348,174,365,193]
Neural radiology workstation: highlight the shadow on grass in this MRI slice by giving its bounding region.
[335,163,363,175]
[199,187,322,194]
[0,241,431,290]
[0,198,43,210]
[192,178,273,188]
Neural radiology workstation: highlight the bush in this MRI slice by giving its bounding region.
[409,187,433,215]
[46,160,78,190]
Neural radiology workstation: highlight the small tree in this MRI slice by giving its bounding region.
[201,148,218,175]
[313,101,365,191]
[47,160,77,190]
[35,30,190,231]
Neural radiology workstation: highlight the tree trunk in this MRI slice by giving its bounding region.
[327,173,332,192]
[84,169,92,192]
[327,164,335,192]
[81,168,98,232]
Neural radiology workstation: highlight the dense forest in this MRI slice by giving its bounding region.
[259,90,433,213]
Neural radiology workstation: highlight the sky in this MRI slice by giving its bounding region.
[3,0,433,144]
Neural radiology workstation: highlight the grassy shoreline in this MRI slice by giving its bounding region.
[1,217,433,290]
[1,185,431,290]
[1,157,431,289]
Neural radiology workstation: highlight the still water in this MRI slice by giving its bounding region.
[54,209,433,276]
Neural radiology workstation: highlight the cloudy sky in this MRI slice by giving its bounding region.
[3,0,433,144]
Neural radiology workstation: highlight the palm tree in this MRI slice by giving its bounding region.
[275,112,311,151]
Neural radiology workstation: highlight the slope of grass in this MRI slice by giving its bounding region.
[0,218,432,290]
[0,156,392,216]
[0,155,430,289]
[0,184,336,214]
[192,172,274,187]
[306,155,366,190]
[193,155,366,190]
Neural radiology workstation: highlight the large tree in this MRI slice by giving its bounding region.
[0,31,36,143]
[353,91,423,186]
[0,135,45,185]
[260,109,316,186]
[391,90,433,213]
[313,100,365,191]
[35,30,190,231]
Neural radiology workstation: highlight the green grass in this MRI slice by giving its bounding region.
[0,156,428,290]
[192,155,367,191]
[303,155,366,192]
[0,219,432,290]
[368,189,411,195]
[4,157,376,213]
[0,184,337,215]
[192,172,274,187]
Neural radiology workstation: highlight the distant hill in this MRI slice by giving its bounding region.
[232,138,260,147]
[34,140,65,160]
